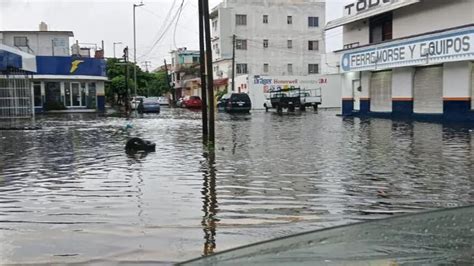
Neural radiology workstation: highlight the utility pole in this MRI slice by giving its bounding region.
[232,34,236,92]
[123,47,131,115]
[198,0,209,141]
[133,2,144,97]
[143,61,151,72]
[163,59,173,103]
[202,0,215,144]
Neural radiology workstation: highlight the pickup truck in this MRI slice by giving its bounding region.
[264,88,322,113]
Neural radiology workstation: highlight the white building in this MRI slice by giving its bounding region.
[327,0,474,121]
[0,23,107,113]
[210,0,326,88]
[0,23,72,56]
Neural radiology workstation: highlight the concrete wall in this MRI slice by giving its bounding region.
[212,0,325,79]
[393,0,474,39]
[248,74,342,110]
[342,19,370,47]
[341,0,474,48]
[1,32,70,56]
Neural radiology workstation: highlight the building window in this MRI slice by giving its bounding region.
[263,64,269,73]
[287,16,293,25]
[236,14,247,26]
[288,64,293,74]
[236,63,248,74]
[236,39,247,50]
[308,64,319,74]
[263,39,269,48]
[287,40,293,49]
[308,17,319,27]
[193,56,199,63]
[370,13,393,44]
[33,82,42,107]
[212,20,218,31]
[13,36,28,47]
[263,15,268,24]
[308,40,319,51]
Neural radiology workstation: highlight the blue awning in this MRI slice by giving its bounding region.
[0,44,37,73]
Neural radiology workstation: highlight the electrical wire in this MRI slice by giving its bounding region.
[137,0,184,60]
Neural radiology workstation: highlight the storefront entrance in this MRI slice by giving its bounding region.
[65,82,87,107]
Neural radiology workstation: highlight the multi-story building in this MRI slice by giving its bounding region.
[210,0,326,86]
[170,48,200,99]
[327,0,474,121]
[0,23,107,113]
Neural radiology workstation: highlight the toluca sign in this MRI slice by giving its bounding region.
[340,26,474,73]
[344,0,393,16]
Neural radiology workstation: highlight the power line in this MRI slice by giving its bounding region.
[173,0,186,49]
[137,0,184,59]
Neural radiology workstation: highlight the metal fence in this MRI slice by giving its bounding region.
[0,69,34,128]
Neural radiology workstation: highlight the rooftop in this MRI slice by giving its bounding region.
[0,30,74,37]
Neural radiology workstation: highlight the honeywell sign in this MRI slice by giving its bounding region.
[344,0,395,16]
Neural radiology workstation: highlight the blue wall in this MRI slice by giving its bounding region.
[36,56,106,76]
[393,100,414,117]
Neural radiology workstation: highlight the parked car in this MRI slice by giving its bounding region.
[141,98,161,113]
[218,93,252,113]
[158,96,169,106]
[183,96,202,109]
[130,96,146,110]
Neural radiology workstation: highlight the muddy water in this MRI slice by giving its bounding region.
[0,109,472,264]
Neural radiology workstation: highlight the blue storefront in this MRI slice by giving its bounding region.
[33,56,107,113]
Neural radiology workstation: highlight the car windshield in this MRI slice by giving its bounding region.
[231,94,249,101]
[1,0,472,265]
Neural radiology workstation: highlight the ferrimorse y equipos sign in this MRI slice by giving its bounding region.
[340,26,474,73]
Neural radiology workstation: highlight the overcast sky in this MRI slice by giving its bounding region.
[0,0,350,70]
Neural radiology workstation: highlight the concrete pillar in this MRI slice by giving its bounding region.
[392,67,414,117]
[443,61,471,121]
[96,81,106,112]
[360,72,371,114]
[341,72,356,115]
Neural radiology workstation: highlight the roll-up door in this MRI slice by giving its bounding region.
[471,62,474,110]
[370,70,392,112]
[414,65,443,114]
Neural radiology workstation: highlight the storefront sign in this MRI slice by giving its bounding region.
[344,0,393,16]
[340,27,474,73]
[253,76,328,93]
[36,56,106,76]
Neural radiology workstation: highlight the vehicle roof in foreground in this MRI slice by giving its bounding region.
[179,206,473,265]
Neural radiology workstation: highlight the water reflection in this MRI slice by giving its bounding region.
[0,110,473,264]
[201,150,218,256]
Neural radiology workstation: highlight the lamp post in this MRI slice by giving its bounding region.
[113,42,123,58]
[133,1,144,97]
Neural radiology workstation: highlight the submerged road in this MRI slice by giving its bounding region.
[0,108,473,264]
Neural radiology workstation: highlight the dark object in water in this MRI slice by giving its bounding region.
[125,138,156,152]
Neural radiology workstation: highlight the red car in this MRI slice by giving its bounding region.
[183,96,202,109]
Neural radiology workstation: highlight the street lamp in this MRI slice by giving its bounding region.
[133,1,145,96]
[113,42,123,58]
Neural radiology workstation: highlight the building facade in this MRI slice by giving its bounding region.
[170,48,200,99]
[0,24,106,113]
[327,0,474,121]
[210,0,326,88]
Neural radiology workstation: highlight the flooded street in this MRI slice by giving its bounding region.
[0,108,473,264]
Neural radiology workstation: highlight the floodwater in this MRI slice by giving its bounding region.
[0,109,473,264]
